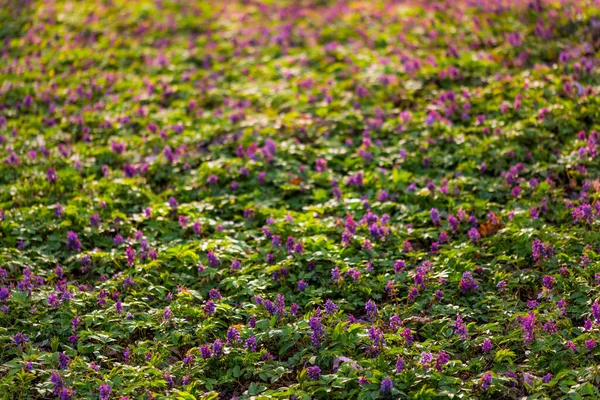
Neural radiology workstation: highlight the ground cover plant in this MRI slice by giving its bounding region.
[1,0,600,398]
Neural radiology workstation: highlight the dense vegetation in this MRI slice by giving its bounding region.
[2,0,600,398]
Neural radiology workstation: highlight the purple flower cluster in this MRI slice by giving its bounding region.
[532,239,554,263]
[459,271,479,294]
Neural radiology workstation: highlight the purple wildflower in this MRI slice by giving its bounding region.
[126,247,135,266]
[212,339,224,358]
[99,384,112,400]
[482,338,492,353]
[430,208,441,225]
[324,299,338,315]
[420,352,433,370]
[227,327,241,344]
[309,316,324,347]
[380,377,393,394]
[395,357,404,373]
[163,306,173,321]
[12,332,29,346]
[435,351,450,372]
[459,271,479,294]
[393,260,406,273]
[453,315,468,340]
[58,352,71,369]
[572,204,594,224]
[203,300,216,316]
[365,299,378,318]
[532,239,554,263]
[307,366,321,380]
[543,320,557,334]
[297,279,308,291]
[467,228,480,243]
[230,260,241,271]
[207,251,219,268]
[518,312,536,343]
[586,339,595,350]
[245,336,257,352]
[542,275,555,290]
[66,231,81,252]
[481,372,492,390]
[46,168,58,183]
[200,345,212,359]
[592,300,600,322]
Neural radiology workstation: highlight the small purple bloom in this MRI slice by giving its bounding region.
[46,168,58,183]
[227,327,241,344]
[481,372,492,390]
[66,231,81,252]
[12,332,29,346]
[99,384,112,400]
[453,315,468,340]
[430,208,441,225]
[212,339,224,358]
[468,228,480,243]
[297,279,308,291]
[90,213,101,228]
[324,299,338,315]
[380,377,393,394]
[542,275,555,290]
[592,300,600,322]
[230,260,241,271]
[365,299,378,318]
[200,345,212,359]
[395,357,404,373]
[113,234,124,245]
[435,351,450,372]
[203,300,216,316]
[309,317,324,347]
[245,336,257,352]
[532,239,554,263]
[420,352,433,369]
[58,352,71,369]
[482,338,492,353]
[307,365,321,380]
[331,267,341,283]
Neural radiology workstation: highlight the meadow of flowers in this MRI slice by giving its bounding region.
[1,0,600,398]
